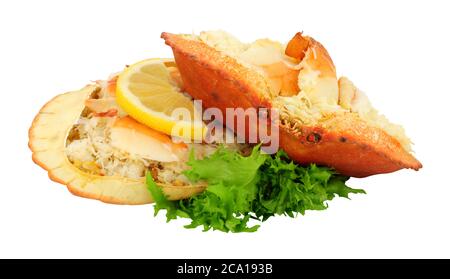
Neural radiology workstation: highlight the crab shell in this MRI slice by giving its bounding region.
[162,32,422,177]
[28,85,205,204]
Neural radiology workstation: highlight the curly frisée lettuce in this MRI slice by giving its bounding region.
[146,146,365,232]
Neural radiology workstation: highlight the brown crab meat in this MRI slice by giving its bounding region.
[162,31,422,177]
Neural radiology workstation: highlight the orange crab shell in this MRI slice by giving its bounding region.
[161,32,422,177]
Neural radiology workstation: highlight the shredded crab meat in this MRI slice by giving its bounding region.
[66,115,244,183]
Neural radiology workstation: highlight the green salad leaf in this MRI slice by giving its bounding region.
[146,146,365,232]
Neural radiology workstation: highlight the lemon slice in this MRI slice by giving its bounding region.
[116,59,205,141]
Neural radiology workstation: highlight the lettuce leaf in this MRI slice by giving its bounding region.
[146,146,365,233]
[254,150,365,221]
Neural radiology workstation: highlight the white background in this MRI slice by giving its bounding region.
[1,0,449,259]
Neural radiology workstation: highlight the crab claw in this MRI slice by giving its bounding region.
[161,31,422,177]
